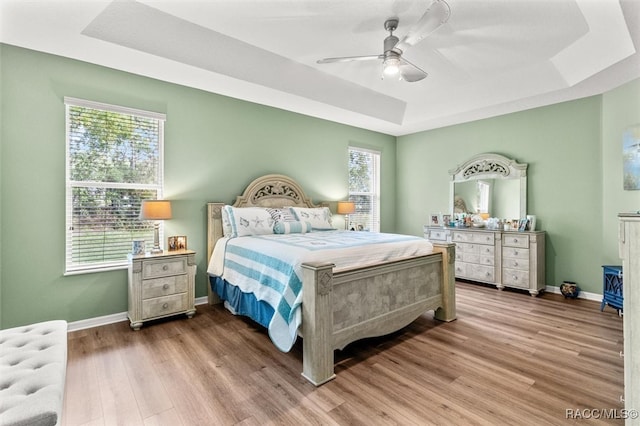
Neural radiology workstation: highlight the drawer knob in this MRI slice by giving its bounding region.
[513,238,518,243]
[513,275,518,280]
[162,265,169,271]
[514,251,518,256]
[163,284,170,290]
[162,303,169,309]
[513,261,518,267]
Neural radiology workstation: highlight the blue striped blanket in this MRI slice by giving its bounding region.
[207,230,433,351]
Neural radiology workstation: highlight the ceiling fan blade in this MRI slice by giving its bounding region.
[317,55,382,64]
[395,0,451,53]
[399,57,428,82]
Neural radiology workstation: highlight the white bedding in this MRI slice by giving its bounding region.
[207,230,434,351]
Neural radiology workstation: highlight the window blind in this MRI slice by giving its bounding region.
[65,97,165,274]
[348,147,380,232]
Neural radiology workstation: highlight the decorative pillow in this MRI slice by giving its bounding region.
[224,206,274,238]
[221,206,233,237]
[266,207,297,223]
[289,207,334,230]
[274,221,312,234]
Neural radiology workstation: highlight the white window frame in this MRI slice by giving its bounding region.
[348,146,381,232]
[477,180,491,214]
[64,97,166,275]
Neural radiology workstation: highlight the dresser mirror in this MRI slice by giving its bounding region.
[449,153,527,220]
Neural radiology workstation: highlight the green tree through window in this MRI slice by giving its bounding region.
[65,98,165,273]
[348,147,380,232]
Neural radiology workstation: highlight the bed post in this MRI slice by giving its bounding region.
[300,261,337,386]
[207,203,225,305]
[432,242,456,322]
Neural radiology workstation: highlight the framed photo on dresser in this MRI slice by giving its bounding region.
[430,213,442,227]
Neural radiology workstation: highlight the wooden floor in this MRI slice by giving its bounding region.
[62,282,624,426]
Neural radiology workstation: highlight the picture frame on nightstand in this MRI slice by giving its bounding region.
[168,235,187,251]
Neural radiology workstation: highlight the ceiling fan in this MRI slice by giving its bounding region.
[317,0,451,82]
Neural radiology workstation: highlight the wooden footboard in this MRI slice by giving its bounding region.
[300,243,455,385]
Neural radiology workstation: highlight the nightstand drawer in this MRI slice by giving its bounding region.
[143,258,187,279]
[142,293,188,319]
[143,274,188,299]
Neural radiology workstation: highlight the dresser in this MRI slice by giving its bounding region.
[619,213,639,419]
[128,249,196,330]
[424,226,546,296]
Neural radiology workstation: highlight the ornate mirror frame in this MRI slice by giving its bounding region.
[449,153,528,218]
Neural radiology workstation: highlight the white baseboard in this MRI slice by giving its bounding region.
[67,296,210,332]
[545,285,602,302]
[68,289,603,332]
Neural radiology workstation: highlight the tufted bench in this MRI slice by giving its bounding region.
[0,320,68,426]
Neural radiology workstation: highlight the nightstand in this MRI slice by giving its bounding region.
[127,249,196,330]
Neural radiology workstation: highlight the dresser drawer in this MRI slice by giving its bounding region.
[428,229,449,241]
[502,257,529,271]
[452,232,471,243]
[468,264,495,283]
[457,242,479,254]
[142,293,188,319]
[143,257,187,279]
[471,232,495,245]
[142,274,188,299]
[502,269,530,288]
[454,261,467,277]
[502,234,529,248]
[502,247,529,260]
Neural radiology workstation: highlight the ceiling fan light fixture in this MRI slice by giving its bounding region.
[383,57,400,76]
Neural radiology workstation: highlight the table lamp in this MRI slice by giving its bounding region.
[139,200,172,253]
[337,201,356,230]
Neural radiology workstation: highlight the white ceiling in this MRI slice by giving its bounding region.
[1,0,638,136]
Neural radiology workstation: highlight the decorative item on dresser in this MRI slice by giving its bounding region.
[618,213,639,414]
[128,249,196,330]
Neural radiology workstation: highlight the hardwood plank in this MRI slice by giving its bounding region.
[62,282,625,425]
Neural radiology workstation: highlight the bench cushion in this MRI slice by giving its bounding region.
[0,320,67,426]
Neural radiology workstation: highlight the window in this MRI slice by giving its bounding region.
[477,180,490,214]
[65,97,166,274]
[348,147,380,232]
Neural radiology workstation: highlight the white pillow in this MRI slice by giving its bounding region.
[289,207,334,230]
[221,206,233,237]
[224,206,274,238]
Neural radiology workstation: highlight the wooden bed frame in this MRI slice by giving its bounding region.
[206,174,456,386]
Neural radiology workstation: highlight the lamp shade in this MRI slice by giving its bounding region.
[337,201,356,215]
[139,200,172,220]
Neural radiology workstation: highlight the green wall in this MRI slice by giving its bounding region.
[397,79,640,294]
[1,42,637,328]
[0,44,396,328]
[602,79,640,263]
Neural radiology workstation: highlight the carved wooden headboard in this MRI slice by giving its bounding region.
[207,174,320,262]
